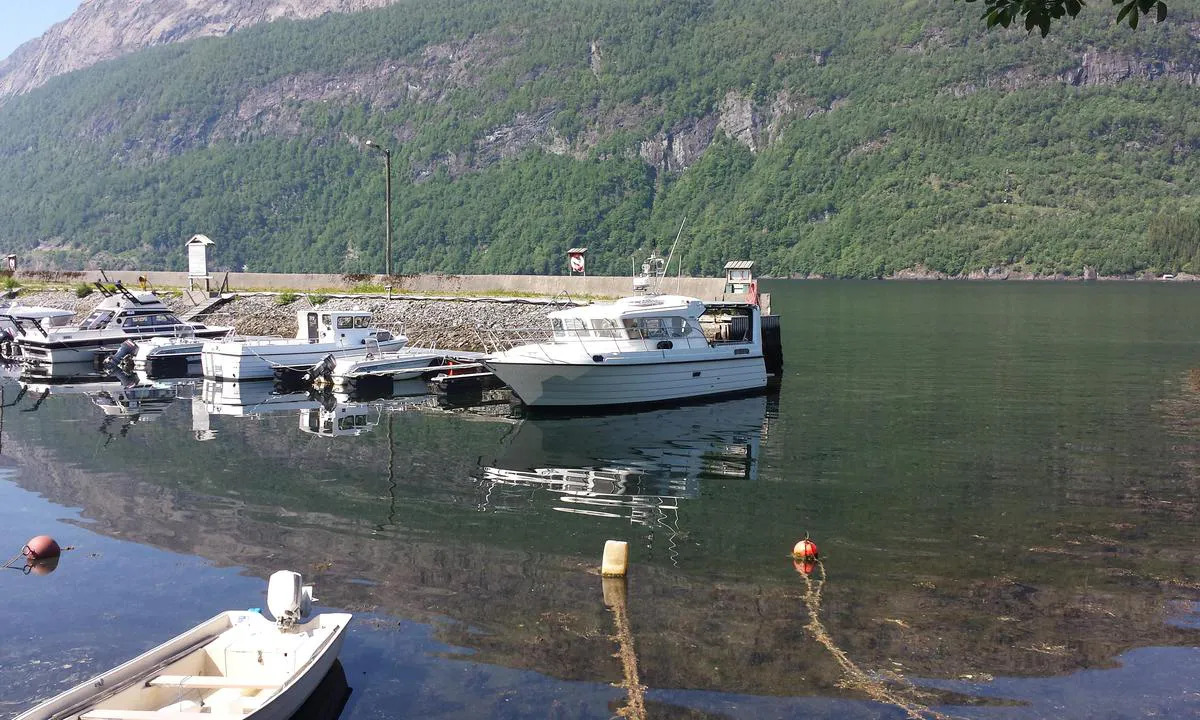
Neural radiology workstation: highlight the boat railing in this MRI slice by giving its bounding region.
[477,324,686,358]
[473,325,556,355]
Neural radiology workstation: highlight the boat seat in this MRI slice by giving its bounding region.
[147,674,280,689]
[79,710,246,720]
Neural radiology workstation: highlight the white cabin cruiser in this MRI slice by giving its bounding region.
[483,294,767,409]
[16,570,350,720]
[201,309,406,380]
[7,284,231,365]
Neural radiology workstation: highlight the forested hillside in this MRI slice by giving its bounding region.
[0,0,1197,278]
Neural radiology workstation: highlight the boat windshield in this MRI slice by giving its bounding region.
[551,315,694,341]
[78,310,114,330]
[622,316,693,339]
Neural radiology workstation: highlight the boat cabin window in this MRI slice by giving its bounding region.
[122,313,182,330]
[338,414,369,431]
[551,317,588,339]
[337,316,354,329]
[353,316,370,328]
[622,316,692,339]
[590,318,624,338]
[322,314,332,329]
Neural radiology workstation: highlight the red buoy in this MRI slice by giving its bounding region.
[792,537,819,561]
[22,536,61,561]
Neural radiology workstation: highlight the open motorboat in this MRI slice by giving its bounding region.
[5,284,231,365]
[482,293,768,409]
[15,570,351,720]
[201,309,406,380]
[311,347,443,389]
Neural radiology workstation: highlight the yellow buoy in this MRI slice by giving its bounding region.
[601,540,629,577]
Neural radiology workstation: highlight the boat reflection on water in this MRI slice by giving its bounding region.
[291,660,351,720]
[202,379,322,417]
[476,394,773,560]
[5,365,194,442]
[199,378,436,439]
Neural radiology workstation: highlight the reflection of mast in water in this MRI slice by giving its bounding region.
[474,395,770,565]
[376,414,398,533]
[479,466,687,565]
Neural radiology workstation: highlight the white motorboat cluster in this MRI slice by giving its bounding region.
[1,256,778,409]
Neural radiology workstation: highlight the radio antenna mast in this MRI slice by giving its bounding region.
[657,218,686,294]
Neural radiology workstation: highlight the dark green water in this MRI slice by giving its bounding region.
[2,281,1199,719]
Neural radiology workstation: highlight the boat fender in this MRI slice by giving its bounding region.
[592,355,604,363]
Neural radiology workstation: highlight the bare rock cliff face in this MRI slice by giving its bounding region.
[0,0,402,100]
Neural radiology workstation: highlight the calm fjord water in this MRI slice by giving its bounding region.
[2,281,1199,719]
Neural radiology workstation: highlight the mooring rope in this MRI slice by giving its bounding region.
[797,560,955,720]
[607,581,647,720]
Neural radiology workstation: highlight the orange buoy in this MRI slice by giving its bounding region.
[792,537,819,561]
[22,535,61,561]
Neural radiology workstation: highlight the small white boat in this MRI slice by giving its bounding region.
[324,348,443,388]
[201,309,406,380]
[16,570,351,720]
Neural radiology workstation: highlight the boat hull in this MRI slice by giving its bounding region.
[202,339,408,380]
[15,610,351,720]
[18,328,230,366]
[486,355,767,408]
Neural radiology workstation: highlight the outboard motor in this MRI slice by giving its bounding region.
[0,327,15,360]
[104,339,138,370]
[267,570,315,629]
[303,353,337,385]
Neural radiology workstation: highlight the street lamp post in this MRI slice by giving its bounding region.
[365,140,393,277]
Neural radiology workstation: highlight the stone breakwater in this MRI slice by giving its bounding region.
[12,290,560,352]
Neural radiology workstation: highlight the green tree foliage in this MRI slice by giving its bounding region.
[0,0,1195,279]
[964,0,1169,37]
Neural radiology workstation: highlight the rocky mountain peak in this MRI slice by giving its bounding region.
[0,0,402,101]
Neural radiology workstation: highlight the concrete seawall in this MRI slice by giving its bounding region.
[13,270,729,300]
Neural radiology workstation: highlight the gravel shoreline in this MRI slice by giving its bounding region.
[10,290,562,352]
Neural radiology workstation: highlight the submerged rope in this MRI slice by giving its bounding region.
[606,579,646,720]
[797,560,954,720]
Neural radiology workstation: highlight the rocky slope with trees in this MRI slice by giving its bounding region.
[0,0,1196,278]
